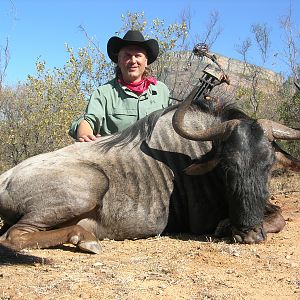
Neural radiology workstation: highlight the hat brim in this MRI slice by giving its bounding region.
[107,36,159,64]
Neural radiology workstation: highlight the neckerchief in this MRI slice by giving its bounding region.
[118,76,157,95]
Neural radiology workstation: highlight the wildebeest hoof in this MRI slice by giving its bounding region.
[78,241,102,254]
[67,226,101,254]
[69,235,80,245]
[232,226,266,244]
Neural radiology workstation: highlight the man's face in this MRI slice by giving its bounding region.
[118,45,148,83]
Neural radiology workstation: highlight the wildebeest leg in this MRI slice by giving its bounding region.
[0,224,101,254]
[0,166,109,254]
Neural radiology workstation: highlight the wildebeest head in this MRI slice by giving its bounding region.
[172,86,300,243]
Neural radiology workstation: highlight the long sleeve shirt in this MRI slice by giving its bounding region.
[69,78,171,138]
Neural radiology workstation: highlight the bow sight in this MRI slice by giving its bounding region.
[191,43,230,102]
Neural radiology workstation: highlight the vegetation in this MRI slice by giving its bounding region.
[0,10,299,173]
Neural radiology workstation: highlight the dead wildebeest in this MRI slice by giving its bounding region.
[0,82,299,254]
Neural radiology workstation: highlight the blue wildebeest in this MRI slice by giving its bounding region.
[0,85,299,254]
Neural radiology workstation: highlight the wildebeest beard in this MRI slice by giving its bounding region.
[218,120,276,231]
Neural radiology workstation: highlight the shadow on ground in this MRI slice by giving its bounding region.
[0,245,53,266]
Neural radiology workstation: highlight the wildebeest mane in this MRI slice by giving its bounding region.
[96,105,178,152]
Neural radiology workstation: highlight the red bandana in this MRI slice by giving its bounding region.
[118,76,157,95]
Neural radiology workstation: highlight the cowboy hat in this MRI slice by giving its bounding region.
[107,30,159,64]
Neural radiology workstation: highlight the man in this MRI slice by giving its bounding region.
[69,30,171,142]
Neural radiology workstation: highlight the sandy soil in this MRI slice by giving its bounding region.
[0,173,299,300]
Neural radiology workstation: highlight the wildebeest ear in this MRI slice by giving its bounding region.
[272,142,300,172]
[184,159,220,175]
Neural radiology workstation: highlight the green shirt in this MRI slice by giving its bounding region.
[69,78,171,138]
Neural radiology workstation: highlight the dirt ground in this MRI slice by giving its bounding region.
[0,173,299,300]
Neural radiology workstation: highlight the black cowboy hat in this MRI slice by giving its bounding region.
[107,30,159,64]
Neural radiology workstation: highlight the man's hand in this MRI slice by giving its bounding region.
[77,120,101,142]
[77,133,101,142]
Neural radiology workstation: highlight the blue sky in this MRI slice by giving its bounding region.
[0,0,299,86]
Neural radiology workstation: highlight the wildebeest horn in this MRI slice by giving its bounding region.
[258,119,300,172]
[172,86,240,141]
[257,119,300,141]
[294,82,300,91]
[173,86,300,144]
[271,142,300,172]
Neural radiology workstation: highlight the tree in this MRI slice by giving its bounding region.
[279,6,300,81]
[276,6,300,157]
[234,23,280,119]
[0,44,110,170]
[0,38,10,92]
